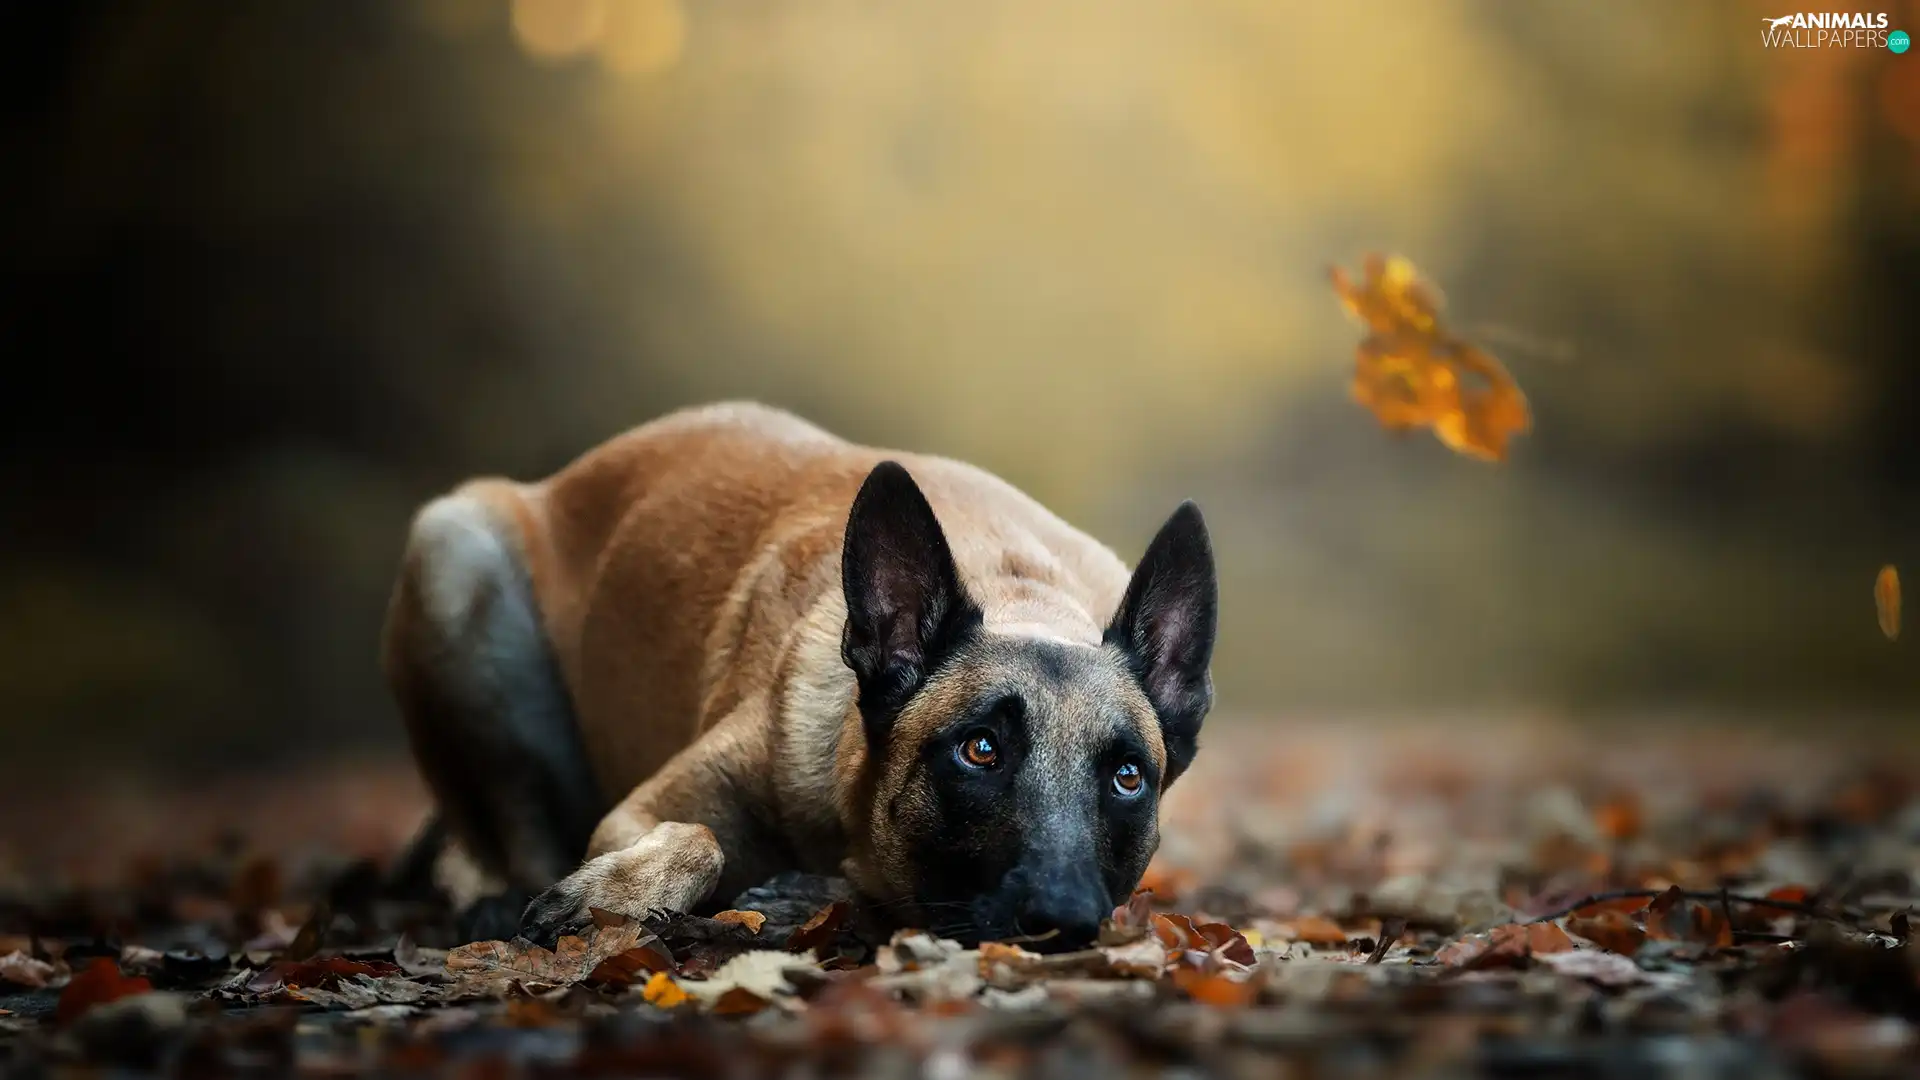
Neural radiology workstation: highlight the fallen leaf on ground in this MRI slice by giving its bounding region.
[785,902,848,954]
[711,987,770,1015]
[1172,966,1259,1006]
[678,950,804,1012]
[1100,936,1170,978]
[1438,923,1575,968]
[1643,887,1734,948]
[57,958,153,1026]
[0,951,56,989]
[446,919,660,989]
[1537,949,1654,987]
[273,956,402,988]
[1567,910,1646,955]
[712,910,767,934]
[1278,915,1350,946]
[1110,889,1154,930]
[642,970,688,1008]
[1331,253,1531,462]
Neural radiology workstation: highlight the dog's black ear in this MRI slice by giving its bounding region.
[1106,501,1217,786]
[841,461,980,746]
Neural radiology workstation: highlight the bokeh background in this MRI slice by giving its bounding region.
[3,0,1917,794]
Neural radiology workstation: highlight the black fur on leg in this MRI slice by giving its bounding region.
[381,815,450,902]
[457,890,537,945]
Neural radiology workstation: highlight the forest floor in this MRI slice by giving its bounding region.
[3,716,1919,1078]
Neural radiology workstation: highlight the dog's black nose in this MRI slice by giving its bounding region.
[1019,891,1107,949]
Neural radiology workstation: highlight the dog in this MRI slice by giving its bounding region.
[381,402,1217,948]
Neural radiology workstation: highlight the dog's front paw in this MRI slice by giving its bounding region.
[515,822,725,947]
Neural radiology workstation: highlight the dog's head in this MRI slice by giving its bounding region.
[837,461,1216,950]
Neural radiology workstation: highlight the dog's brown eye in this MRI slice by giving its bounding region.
[959,732,999,768]
[1113,761,1144,796]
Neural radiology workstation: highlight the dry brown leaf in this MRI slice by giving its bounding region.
[710,986,769,1016]
[1110,889,1155,930]
[1195,922,1257,967]
[446,919,657,988]
[588,940,675,987]
[1567,910,1646,956]
[785,902,848,954]
[1331,253,1531,462]
[1100,936,1170,978]
[711,910,767,934]
[1172,966,1259,1007]
[1650,901,1735,949]
[641,971,688,1008]
[56,958,153,1026]
[1280,914,1349,946]
[1438,922,1575,968]
[1150,912,1205,953]
[0,950,56,990]
[1876,565,1900,640]
[1536,949,1653,987]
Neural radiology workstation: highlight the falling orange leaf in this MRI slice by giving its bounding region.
[1331,253,1531,462]
[1875,565,1900,640]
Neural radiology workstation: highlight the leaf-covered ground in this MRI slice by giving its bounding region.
[4,719,1919,1078]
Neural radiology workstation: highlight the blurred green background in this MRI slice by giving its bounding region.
[3,0,1916,780]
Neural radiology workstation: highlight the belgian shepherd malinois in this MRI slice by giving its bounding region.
[383,402,1217,948]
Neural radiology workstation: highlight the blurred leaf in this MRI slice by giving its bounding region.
[642,970,688,1008]
[0,950,56,989]
[1171,965,1258,1006]
[785,902,849,955]
[1437,922,1574,968]
[1567,911,1646,956]
[1331,253,1531,461]
[1876,565,1900,640]
[56,957,152,1026]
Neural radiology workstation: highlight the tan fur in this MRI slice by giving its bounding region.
[386,401,1162,927]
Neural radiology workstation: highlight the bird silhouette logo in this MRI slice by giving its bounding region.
[1762,15,1796,28]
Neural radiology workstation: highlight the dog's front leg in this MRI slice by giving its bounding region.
[516,710,774,944]
[517,814,723,943]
